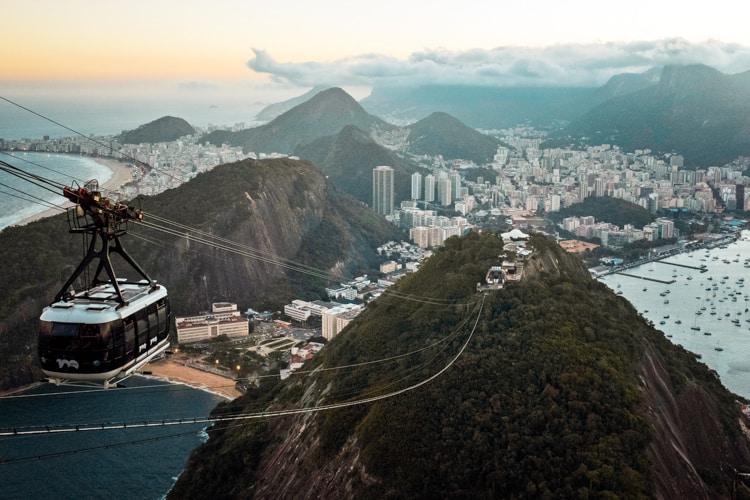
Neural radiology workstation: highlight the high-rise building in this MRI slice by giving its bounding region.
[449,172,461,200]
[438,176,452,206]
[424,174,436,203]
[372,165,394,215]
[411,172,423,200]
[737,184,745,211]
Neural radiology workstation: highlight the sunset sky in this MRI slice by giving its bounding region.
[3,0,750,115]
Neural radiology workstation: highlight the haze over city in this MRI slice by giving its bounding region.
[3,0,750,107]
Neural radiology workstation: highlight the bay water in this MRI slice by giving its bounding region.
[600,233,750,399]
[0,151,226,498]
[0,377,223,499]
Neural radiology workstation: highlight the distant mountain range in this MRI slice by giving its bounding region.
[120,63,750,173]
[358,64,750,166]
[563,64,750,166]
[203,88,393,155]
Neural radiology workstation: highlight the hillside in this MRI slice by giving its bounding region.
[549,196,656,229]
[170,233,750,498]
[564,64,750,166]
[405,111,502,164]
[203,88,394,155]
[117,116,196,144]
[0,158,401,391]
[295,124,427,205]
[254,87,328,122]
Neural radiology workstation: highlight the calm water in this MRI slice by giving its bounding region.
[0,377,223,500]
[600,233,750,399]
[0,152,113,230]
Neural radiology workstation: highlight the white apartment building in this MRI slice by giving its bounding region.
[175,302,248,344]
[322,304,363,340]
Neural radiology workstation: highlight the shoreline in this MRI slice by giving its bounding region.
[142,355,244,400]
[0,358,243,401]
[12,154,135,227]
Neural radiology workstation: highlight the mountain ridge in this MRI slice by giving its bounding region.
[204,88,394,154]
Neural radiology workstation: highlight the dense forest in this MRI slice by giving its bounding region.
[549,196,656,229]
[171,232,750,499]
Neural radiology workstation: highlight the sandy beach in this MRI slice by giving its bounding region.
[13,155,135,227]
[142,355,244,400]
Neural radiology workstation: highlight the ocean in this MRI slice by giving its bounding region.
[0,377,224,500]
[599,233,750,399]
[0,152,113,230]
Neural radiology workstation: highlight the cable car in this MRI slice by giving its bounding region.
[477,266,505,293]
[39,281,170,386]
[38,180,170,387]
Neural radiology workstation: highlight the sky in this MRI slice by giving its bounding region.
[3,0,750,121]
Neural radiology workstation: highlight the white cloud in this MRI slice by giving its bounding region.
[247,39,750,88]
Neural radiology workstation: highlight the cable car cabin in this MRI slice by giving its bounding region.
[39,281,170,387]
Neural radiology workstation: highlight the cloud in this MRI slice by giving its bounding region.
[247,39,750,88]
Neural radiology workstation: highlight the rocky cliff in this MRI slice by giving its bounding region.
[0,158,401,390]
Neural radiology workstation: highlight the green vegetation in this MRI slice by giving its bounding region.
[117,116,195,144]
[171,232,747,498]
[550,196,656,229]
[405,112,502,164]
[0,157,400,390]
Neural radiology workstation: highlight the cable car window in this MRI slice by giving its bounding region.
[157,300,169,334]
[136,310,148,337]
[80,324,99,337]
[51,323,80,337]
[124,317,136,357]
[147,304,158,336]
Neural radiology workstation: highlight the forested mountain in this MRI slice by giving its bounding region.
[295,124,427,204]
[549,196,656,229]
[405,111,502,164]
[171,233,750,498]
[564,64,750,166]
[117,116,196,144]
[254,86,328,122]
[203,88,394,154]
[0,158,401,391]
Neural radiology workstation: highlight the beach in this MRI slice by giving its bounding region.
[143,354,244,400]
[13,155,135,227]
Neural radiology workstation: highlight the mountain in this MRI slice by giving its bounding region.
[170,232,750,498]
[117,116,196,144]
[203,88,395,155]
[405,111,502,164]
[295,124,427,205]
[0,158,402,391]
[254,87,329,122]
[360,85,593,129]
[563,64,750,166]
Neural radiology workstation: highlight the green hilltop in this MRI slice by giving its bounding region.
[171,232,750,498]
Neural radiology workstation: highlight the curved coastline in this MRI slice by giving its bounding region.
[8,154,134,228]
[140,356,243,401]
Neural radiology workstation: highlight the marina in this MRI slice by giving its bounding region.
[600,231,750,400]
